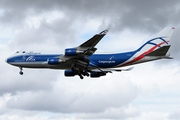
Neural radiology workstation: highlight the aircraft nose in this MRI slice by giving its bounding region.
[5,58,10,63]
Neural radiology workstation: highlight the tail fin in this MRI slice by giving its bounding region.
[136,27,175,56]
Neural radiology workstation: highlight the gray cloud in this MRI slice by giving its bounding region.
[76,106,140,119]
[168,109,180,120]
[1,0,180,31]
[1,0,180,49]
[6,76,138,113]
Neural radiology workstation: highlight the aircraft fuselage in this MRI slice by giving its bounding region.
[6,50,165,70]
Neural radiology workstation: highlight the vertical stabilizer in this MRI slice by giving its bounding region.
[137,27,175,53]
[153,27,175,42]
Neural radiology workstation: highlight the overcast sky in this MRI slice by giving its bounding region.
[1,0,180,120]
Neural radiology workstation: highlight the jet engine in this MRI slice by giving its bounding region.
[64,70,76,76]
[65,48,83,56]
[48,58,61,65]
[90,72,106,78]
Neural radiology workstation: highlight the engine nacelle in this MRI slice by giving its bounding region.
[65,48,83,56]
[90,72,106,78]
[65,70,76,77]
[48,58,59,65]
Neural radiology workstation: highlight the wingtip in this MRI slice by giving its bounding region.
[99,29,108,34]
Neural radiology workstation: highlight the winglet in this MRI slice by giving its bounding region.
[99,30,108,34]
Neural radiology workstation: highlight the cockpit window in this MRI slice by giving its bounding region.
[16,51,19,53]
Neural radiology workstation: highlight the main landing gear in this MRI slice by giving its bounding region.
[78,73,84,79]
[71,66,89,79]
[19,67,23,75]
[77,69,90,79]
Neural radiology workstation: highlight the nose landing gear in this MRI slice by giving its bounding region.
[19,67,23,75]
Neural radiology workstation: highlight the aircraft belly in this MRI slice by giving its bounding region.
[48,63,71,69]
[9,61,72,70]
[9,62,47,68]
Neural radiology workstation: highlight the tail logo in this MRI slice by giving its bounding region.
[119,37,169,67]
[137,37,168,52]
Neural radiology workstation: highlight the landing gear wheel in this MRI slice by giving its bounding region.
[80,76,83,79]
[87,73,89,77]
[19,71,23,75]
[78,74,84,79]
[19,67,23,75]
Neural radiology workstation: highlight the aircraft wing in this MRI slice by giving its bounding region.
[80,30,108,47]
[58,29,108,62]
[77,29,108,57]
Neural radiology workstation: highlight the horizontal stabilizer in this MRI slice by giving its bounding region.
[145,45,171,56]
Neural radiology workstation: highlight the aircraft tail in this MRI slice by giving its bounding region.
[136,27,175,57]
